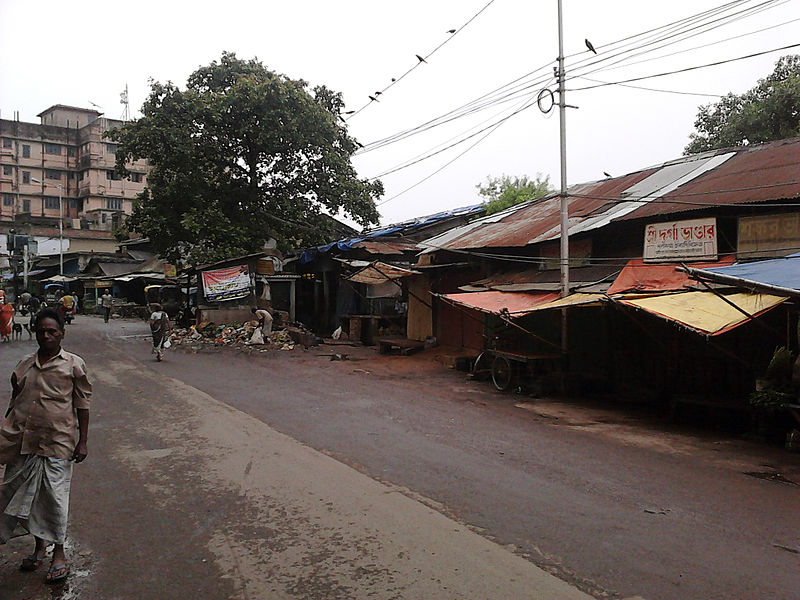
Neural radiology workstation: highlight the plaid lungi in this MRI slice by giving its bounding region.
[0,455,73,545]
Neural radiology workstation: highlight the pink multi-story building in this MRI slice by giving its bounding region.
[0,105,147,240]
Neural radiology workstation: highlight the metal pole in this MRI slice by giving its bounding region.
[23,244,29,291]
[557,0,569,353]
[58,184,63,275]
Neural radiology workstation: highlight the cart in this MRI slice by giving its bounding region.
[471,314,563,391]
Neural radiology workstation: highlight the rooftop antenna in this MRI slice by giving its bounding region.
[120,84,130,122]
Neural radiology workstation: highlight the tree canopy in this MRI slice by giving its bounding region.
[110,52,382,265]
[476,174,552,215]
[685,55,800,155]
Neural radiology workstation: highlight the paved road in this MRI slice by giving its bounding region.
[1,316,799,599]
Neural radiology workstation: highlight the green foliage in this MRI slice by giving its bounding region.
[108,52,382,266]
[765,346,795,381]
[748,389,794,414]
[476,174,553,215]
[749,346,796,414]
[685,55,800,154]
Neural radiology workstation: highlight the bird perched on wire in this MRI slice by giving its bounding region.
[585,39,597,54]
[374,91,382,96]
[603,171,612,178]
[416,54,427,63]
[446,29,456,33]
[368,95,379,102]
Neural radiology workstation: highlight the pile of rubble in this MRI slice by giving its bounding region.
[168,320,297,352]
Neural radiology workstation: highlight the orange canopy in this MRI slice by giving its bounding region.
[438,291,560,315]
[607,256,735,296]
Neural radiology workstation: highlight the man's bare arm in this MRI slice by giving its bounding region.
[73,408,89,462]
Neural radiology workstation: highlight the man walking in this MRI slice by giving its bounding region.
[0,308,92,584]
[100,290,113,323]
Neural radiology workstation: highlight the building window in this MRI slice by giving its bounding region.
[45,169,61,180]
[44,143,62,155]
[22,145,30,158]
[67,147,77,157]
[106,170,122,181]
[105,143,118,154]
[131,172,143,183]
[2,193,13,206]
[78,171,85,181]
[106,198,123,210]
[2,165,11,176]
[22,171,30,184]
[22,198,30,212]
[68,172,75,180]
[69,198,82,209]
[81,143,90,155]
[44,196,60,209]
[2,138,11,148]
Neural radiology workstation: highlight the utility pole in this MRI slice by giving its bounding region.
[23,244,29,291]
[557,0,570,354]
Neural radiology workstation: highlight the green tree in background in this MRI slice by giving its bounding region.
[476,174,553,215]
[685,55,800,155]
[110,52,382,265]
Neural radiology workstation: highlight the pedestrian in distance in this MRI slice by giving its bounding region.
[0,296,14,342]
[100,290,113,323]
[0,308,92,584]
[27,295,41,316]
[149,303,171,361]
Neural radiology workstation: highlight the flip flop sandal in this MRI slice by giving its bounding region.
[45,563,70,584]
[20,556,43,571]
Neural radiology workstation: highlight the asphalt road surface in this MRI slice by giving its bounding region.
[1,316,799,600]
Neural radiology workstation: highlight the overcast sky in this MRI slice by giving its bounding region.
[2,0,798,228]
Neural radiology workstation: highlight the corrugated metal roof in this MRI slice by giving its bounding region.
[421,138,800,252]
[618,138,800,221]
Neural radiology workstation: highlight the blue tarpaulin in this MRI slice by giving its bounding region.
[704,252,800,290]
[297,203,486,264]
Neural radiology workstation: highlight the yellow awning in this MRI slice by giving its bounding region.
[529,292,606,311]
[615,291,786,335]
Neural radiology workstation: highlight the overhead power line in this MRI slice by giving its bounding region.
[567,42,800,92]
[572,76,723,97]
[377,95,539,206]
[345,0,497,120]
[358,0,786,156]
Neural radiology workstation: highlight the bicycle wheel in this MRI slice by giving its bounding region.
[491,355,513,391]
[472,351,492,379]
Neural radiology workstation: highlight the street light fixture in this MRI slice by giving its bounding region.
[30,176,64,275]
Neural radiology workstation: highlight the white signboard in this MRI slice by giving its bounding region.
[643,217,717,262]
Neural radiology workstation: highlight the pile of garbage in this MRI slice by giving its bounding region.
[168,320,296,352]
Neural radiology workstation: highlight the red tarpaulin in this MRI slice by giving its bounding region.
[607,256,735,295]
[438,291,560,315]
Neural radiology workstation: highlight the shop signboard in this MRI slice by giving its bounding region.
[202,264,251,302]
[643,217,717,262]
[738,213,800,256]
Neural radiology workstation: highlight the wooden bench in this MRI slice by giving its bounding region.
[375,337,426,356]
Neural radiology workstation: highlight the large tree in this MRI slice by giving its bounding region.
[685,55,800,155]
[110,52,382,265]
[476,173,552,215]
